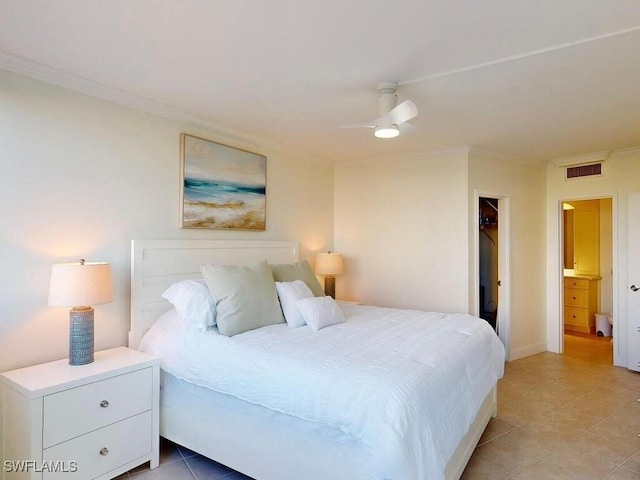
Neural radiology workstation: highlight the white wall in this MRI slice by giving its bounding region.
[0,70,334,371]
[468,151,547,360]
[334,150,470,313]
[545,151,640,368]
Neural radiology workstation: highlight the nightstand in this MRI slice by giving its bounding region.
[0,347,159,479]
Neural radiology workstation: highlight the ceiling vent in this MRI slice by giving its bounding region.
[566,163,602,179]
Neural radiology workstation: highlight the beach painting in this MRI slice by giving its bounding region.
[180,134,266,230]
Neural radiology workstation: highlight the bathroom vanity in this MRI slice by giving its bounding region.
[564,275,600,334]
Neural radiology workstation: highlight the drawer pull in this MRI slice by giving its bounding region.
[99,447,109,456]
[100,400,109,408]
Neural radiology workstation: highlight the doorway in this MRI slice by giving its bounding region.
[561,197,613,363]
[479,197,499,331]
[475,194,511,359]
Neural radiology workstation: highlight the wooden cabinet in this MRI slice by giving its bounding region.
[0,347,159,479]
[563,277,599,334]
[573,200,600,276]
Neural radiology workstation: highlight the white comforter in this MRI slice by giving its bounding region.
[140,303,505,480]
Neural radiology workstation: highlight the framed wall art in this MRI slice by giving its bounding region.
[180,133,266,230]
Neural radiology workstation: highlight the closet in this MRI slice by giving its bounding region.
[479,197,498,330]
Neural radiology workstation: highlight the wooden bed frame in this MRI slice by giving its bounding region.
[129,239,496,480]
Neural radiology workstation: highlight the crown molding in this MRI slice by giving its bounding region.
[550,150,611,167]
[0,50,332,166]
[337,145,548,169]
[609,145,640,157]
[335,146,472,168]
[468,146,546,168]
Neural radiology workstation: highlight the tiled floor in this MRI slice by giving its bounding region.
[116,438,253,479]
[462,333,639,479]
[121,333,639,479]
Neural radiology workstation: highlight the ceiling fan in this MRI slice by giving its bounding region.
[340,82,418,138]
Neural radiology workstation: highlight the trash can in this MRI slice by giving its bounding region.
[595,313,612,337]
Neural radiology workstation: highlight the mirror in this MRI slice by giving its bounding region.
[563,204,575,269]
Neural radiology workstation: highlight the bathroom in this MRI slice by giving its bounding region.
[562,198,613,362]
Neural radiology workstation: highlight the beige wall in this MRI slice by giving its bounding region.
[334,150,470,313]
[0,70,335,371]
[468,151,547,360]
[334,149,547,361]
[545,151,640,368]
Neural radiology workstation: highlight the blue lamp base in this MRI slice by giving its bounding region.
[69,307,94,366]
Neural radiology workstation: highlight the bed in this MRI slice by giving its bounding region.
[129,239,505,480]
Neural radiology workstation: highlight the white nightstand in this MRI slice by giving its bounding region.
[0,347,160,479]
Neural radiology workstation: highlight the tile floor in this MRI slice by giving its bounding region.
[120,333,639,479]
[462,333,639,479]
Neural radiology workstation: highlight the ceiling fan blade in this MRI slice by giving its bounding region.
[398,123,417,136]
[387,99,418,125]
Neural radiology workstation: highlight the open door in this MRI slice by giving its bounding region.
[628,193,640,371]
[479,197,499,331]
[475,193,510,359]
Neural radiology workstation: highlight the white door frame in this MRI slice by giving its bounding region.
[553,193,620,365]
[473,191,511,359]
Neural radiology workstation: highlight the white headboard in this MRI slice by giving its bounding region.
[129,239,299,348]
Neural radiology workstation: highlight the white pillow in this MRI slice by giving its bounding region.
[161,279,216,331]
[275,280,314,328]
[296,296,345,332]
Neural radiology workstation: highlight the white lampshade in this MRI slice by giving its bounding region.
[48,261,113,307]
[315,252,344,276]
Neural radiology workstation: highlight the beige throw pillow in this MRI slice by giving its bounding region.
[201,260,284,336]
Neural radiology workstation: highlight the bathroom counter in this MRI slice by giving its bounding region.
[564,273,602,281]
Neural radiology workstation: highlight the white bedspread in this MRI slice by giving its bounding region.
[140,303,505,480]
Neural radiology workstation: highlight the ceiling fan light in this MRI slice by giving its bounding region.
[374,125,400,139]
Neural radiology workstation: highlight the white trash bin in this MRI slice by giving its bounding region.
[595,313,612,337]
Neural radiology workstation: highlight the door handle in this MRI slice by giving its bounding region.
[631,285,639,292]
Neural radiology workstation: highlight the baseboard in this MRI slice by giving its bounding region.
[509,342,546,361]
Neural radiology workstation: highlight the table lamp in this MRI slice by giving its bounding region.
[48,259,113,365]
[315,252,344,299]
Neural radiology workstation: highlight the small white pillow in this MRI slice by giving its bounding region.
[296,296,345,332]
[275,280,314,328]
[161,279,216,331]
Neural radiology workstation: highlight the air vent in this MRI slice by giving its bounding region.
[566,163,602,179]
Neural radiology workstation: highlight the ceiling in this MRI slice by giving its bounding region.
[2,1,640,166]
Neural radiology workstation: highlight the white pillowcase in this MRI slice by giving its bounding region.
[275,280,314,328]
[296,296,345,332]
[161,279,216,331]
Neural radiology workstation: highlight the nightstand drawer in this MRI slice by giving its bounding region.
[564,288,588,308]
[43,410,152,479]
[43,367,152,448]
